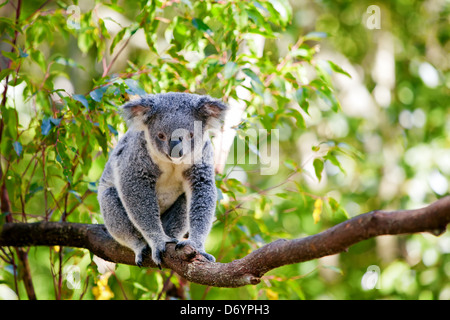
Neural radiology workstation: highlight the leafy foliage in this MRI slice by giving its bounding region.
[0,0,448,300]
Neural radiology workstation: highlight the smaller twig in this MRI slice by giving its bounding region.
[79,275,90,300]
[0,246,13,264]
[157,270,175,300]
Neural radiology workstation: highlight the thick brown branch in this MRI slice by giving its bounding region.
[1,196,449,288]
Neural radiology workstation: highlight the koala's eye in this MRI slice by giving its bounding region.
[157,133,166,141]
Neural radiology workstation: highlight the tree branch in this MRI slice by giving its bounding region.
[1,196,449,288]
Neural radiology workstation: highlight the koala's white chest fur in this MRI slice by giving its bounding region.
[142,129,191,213]
[155,162,187,213]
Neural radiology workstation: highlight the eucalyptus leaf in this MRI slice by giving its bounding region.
[41,118,52,136]
[90,87,107,102]
[73,94,89,109]
[13,141,22,156]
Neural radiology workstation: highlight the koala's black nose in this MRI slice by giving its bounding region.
[169,140,183,158]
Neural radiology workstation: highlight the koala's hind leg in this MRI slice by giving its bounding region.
[99,187,148,267]
[161,194,188,239]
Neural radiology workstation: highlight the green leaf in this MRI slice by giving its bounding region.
[78,31,94,54]
[173,18,190,45]
[0,68,12,82]
[275,192,289,199]
[242,68,263,85]
[8,76,24,86]
[54,56,85,70]
[50,118,62,126]
[94,127,108,156]
[327,60,351,78]
[322,265,344,275]
[304,31,328,41]
[110,28,127,54]
[226,178,247,194]
[56,141,73,184]
[328,197,340,212]
[69,190,82,202]
[283,159,298,171]
[325,152,346,174]
[25,183,44,203]
[30,50,46,72]
[73,94,89,109]
[133,282,149,292]
[295,87,309,114]
[1,50,17,61]
[144,19,159,53]
[88,182,98,193]
[97,18,110,40]
[90,86,107,102]
[223,62,238,79]
[192,18,213,35]
[313,158,324,181]
[286,281,306,300]
[311,79,341,112]
[124,79,146,96]
[13,141,22,156]
[107,124,118,136]
[291,48,310,58]
[19,48,28,58]
[204,43,218,56]
[286,108,305,128]
[265,0,292,25]
[246,8,271,32]
[234,3,249,28]
[41,117,62,136]
[3,107,18,140]
[41,117,52,136]
[0,17,22,35]
[311,145,320,152]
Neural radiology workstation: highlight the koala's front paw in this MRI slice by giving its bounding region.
[175,239,216,262]
[150,237,179,268]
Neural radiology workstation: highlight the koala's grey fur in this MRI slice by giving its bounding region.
[98,92,227,267]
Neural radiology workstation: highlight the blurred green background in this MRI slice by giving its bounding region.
[0,0,449,300]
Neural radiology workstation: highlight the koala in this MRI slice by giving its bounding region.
[97,92,227,268]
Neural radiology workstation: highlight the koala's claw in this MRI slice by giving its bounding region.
[175,241,186,250]
[148,237,179,268]
[135,245,150,267]
[135,255,145,268]
[175,240,215,262]
[201,252,216,262]
[151,247,164,267]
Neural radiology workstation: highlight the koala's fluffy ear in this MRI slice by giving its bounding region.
[121,96,154,129]
[196,96,228,129]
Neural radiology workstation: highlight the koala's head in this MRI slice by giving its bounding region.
[121,92,228,163]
